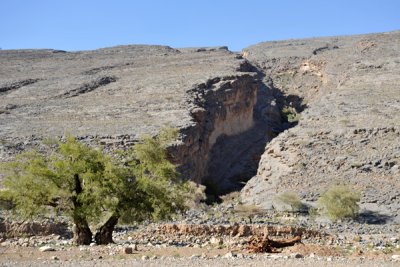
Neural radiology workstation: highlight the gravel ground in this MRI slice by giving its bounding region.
[1,253,399,267]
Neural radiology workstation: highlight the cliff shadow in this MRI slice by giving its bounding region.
[202,70,307,204]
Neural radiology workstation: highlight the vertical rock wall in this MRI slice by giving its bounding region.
[173,74,260,185]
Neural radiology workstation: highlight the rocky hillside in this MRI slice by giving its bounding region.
[0,45,275,190]
[241,31,400,222]
[1,31,399,223]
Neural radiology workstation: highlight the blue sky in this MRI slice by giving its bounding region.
[1,0,399,52]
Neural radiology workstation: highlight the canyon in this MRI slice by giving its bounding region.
[1,31,400,223]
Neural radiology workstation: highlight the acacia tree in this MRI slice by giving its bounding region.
[0,128,194,245]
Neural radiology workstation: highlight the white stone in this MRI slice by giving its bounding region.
[39,246,55,252]
[210,237,223,245]
[223,252,235,259]
[392,255,400,261]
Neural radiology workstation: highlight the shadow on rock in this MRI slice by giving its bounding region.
[356,210,392,225]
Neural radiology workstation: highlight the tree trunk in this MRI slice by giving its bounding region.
[72,219,93,245]
[94,214,119,245]
[71,173,92,245]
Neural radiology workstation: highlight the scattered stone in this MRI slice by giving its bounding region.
[141,255,149,260]
[210,236,223,246]
[392,255,400,261]
[223,252,236,259]
[51,256,59,261]
[39,246,55,252]
[290,253,304,258]
[123,247,133,254]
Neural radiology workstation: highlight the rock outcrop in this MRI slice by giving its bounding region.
[0,45,275,190]
[241,31,400,222]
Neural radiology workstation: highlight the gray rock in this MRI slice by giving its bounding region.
[190,254,200,259]
[290,253,304,258]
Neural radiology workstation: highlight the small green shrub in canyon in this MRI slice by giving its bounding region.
[276,191,305,212]
[281,106,301,123]
[318,185,361,221]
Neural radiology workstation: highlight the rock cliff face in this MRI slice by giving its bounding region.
[174,74,260,184]
[241,31,400,222]
[0,46,274,190]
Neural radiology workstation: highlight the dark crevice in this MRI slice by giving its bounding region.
[202,60,307,203]
[266,77,308,130]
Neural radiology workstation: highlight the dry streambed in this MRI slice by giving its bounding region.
[1,223,400,266]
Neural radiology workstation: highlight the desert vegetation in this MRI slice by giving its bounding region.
[317,185,361,222]
[0,128,195,245]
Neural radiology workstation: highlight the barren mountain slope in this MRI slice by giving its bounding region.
[0,46,245,138]
[0,46,266,185]
[241,31,400,222]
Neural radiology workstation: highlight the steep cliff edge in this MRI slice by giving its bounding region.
[0,46,277,192]
[241,31,400,222]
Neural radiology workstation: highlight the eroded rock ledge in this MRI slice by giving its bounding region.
[0,45,272,191]
[174,74,260,184]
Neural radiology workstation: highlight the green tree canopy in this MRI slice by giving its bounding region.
[0,128,196,245]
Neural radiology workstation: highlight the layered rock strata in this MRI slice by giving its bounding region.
[241,31,400,222]
[0,46,271,187]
